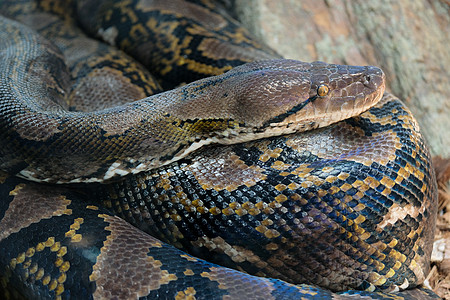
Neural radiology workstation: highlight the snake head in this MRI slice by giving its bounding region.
[223,59,386,140]
[166,59,385,145]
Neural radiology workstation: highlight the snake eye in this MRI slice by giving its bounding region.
[317,84,329,97]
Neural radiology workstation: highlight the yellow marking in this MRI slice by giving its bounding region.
[354,226,365,235]
[50,242,61,252]
[45,237,55,247]
[55,284,65,296]
[354,215,366,225]
[287,182,300,190]
[183,269,195,276]
[55,257,64,268]
[291,194,308,205]
[359,232,371,240]
[180,254,198,262]
[266,243,279,251]
[325,176,338,183]
[301,181,313,188]
[65,218,86,243]
[388,239,398,248]
[25,247,35,257]
[421,183,427,193]
[16,253,25,264]
[389,249,403,261]
[192,199,203,207]
[259,153,271,162]
[69,218,84,230]
[229,202,239,209]
[209,207,221,215]
[405,163,424,180]
[352,180,369,192]
[364,177,380,189]
[275,194,288,203]
[381,188,391,196]
[275,184,286,191]
[8,183,25,196]
[337,173,350,180]
[261,219,273,226]
[271,161,291,170]
[255,225,267,233]
[353,203,365,212]
[222,207,234,216]
[408,230,417,241]
[36,242,45,252]
[49,279,58,291]
[29,263,38,275]
[235,208,247,216]
[65,230,76,238]
[378,252,387,261]
[328,186,340,194]
[354,191,364,200]
[168,273,178,281]
[373,276,387,286]
[340,183,352,192]
[375,259,386,272]
[393,261,402,270]
[365,284,376,292]
[380,176,395,189]
[195,206,208,213]
[397,167,409,179]
[264,229,280,239]
[255,202,267,210]
[242,202,253,210]
[171,214,182,221]
[175,287,196,300]
[23,260,32,269]
[42,275,51,285]
[57,273,67,284]
[35,268,45,281]
[268,201,281,209]
[292,165,313,177]
[60,261,70,272]
[248,208,261,216]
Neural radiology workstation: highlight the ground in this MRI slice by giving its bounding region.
[428,157,450,298]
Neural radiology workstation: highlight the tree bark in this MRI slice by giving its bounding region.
[232,0,450,157]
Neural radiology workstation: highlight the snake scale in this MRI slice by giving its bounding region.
[0,0,439,299]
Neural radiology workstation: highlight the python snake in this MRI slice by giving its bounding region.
[0,0,438,299]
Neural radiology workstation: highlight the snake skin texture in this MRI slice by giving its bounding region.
[0,0,439,299]
[0,13,385,184]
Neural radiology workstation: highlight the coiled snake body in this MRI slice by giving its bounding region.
[0,0,438,299]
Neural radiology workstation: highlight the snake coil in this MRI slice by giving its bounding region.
[0,0,438,299]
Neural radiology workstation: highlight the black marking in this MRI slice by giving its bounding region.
[262,95,318,127]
